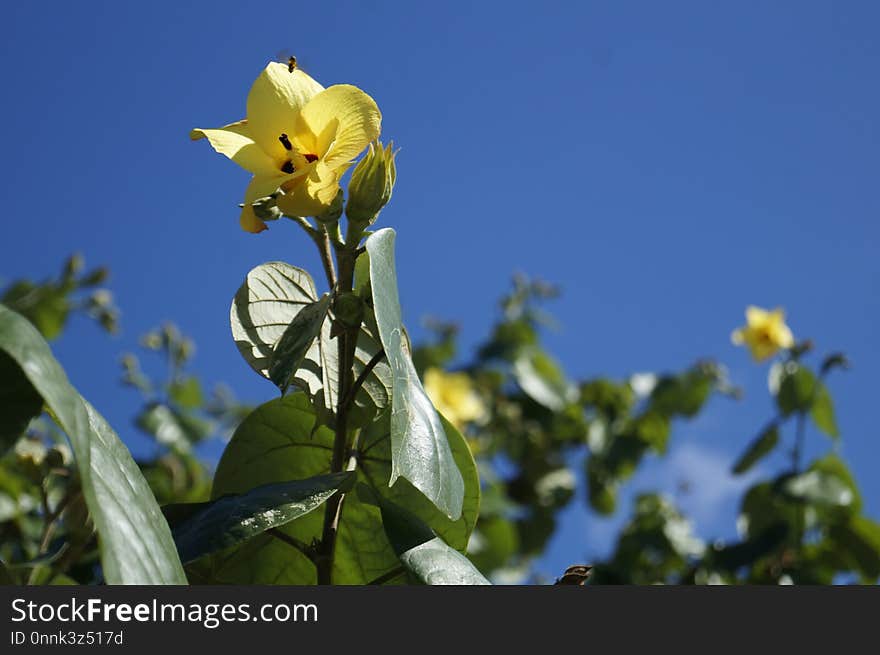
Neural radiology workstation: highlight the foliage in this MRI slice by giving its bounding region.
[1,60,876,586]
[0,268,248,583]
[1,253,118,340]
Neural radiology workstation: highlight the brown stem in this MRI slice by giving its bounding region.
[316,226,338,289]
[316,243,359,585]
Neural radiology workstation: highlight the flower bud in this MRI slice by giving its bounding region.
[241,192,283,222]
[346,140,397,226]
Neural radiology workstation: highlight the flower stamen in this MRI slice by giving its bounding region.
[279,133,293,150]
[304,154,319,163]
[281,161,295,174]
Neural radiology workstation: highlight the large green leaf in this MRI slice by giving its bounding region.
[732,424,779,475]
[365,229,464,520]
[230,262,390,424]
[0,305,186,584]
[166,472,353,564]
[0,350,44,452]
[206,393,479,584]
[381,501,490,585]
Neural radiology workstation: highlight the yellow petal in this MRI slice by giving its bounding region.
[297,85,381,170]
[246,63,324,162]
[245,172,302,203]
[190,120,278,176]
[774,322,795,349]
[239,205,267,233]
[276,168,341,217]
[235,174,298,233]
[745,306,770,327]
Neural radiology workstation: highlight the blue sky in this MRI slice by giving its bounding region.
[2,1,878,579]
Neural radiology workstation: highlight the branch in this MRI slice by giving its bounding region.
[267,528,316,561]
[340,348,386,413]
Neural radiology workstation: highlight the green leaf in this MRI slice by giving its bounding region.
[0,350,44,453]
[268,295,330,392]
[513,348,576,411]
[810,454,861,514]
[230,262,390,424]
[381,501,491,585]
[135,403,212,451]
[739,482,800,540]
[830,517,880,580]
[0,304,187,584]
[810,383,839,439]
[778,470,855,508]
[358,410,480,551]
[137,403,189,451]
[166,472,353,564]
[0,560,14,584]
[467,516,519,573]
[1,281,69,341]
[709,523,789,572]
[206,393,479,584]
[365,229,464,520]
[776,363,816,416]
[732,424,780,475]
[649,366,715,417]
[632,411,671,454]
[168,376,203,409]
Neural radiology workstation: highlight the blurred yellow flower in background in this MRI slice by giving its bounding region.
[731,306,795,361]
[424,367,487,430]
[191,62,381,233]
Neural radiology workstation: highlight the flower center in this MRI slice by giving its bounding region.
[277,133,319,174]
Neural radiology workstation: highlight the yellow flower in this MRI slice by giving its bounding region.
[423,367,487,430]
[191,62,381,233]
[731,306,795,362]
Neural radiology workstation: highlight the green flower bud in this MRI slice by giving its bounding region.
[62,253,85,281]
[346,140,397,226]
[240,192,282,222]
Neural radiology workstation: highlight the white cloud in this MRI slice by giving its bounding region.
[636,441,762,537]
